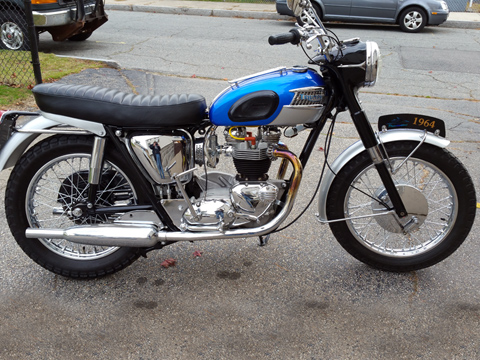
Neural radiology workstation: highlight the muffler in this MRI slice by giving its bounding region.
[26,224,159,247]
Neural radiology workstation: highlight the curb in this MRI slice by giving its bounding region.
[105,4,290,20]
[55,55,121,69]
[441,20,479,29]
[105,4,479,28]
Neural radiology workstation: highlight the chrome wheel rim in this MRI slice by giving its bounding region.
[403,11,423,30]
[1,21,24,50]
[26,154,138,260]
[344,157,457,258]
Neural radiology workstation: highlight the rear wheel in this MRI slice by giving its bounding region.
[399,7,427,33]
[326,142,476,271]
[5,135,145,278]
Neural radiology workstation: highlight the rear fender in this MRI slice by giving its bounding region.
[317,129,450,221]
[0,112,105,171]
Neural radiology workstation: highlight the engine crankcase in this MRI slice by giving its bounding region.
[230,182,279,219]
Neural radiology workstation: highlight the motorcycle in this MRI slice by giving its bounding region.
[0,0,476,278]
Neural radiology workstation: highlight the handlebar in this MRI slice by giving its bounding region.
[268,29,302,46]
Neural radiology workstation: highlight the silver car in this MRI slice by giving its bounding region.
[276,0,450,32]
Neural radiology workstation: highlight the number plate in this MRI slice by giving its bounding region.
[0,112,15,151]
[378,114,446,137]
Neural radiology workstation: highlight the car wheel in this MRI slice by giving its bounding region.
[399,7,427,33]
[0,11,30,50]
[296,2,322,26]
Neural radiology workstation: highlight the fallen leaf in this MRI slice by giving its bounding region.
[318,147,324,151]
[160,258,176,268]
[193,250,203,257]
[191,74,196,78]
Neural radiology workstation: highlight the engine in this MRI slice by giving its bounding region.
[176,126,287,232]
[225,126,281,181]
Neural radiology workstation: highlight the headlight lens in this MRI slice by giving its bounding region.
[365,41,380,87]
[441,1,449,11]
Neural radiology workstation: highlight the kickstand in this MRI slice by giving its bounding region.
[258,234,270,247]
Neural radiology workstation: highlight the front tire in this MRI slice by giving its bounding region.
[5,135,145,278]
[399,7,427,33]
[326,141,476,272]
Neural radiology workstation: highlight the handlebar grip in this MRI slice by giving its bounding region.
[268,29,301,46]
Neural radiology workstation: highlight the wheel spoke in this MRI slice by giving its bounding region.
[26,154,138,260]
[343,155,457,258]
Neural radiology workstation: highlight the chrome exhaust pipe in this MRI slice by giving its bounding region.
[25,149,303,248]
[26,224,159,247]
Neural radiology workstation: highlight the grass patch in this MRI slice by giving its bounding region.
[468,3,480,12]
[0,51,107,108]
[0,86,32,107]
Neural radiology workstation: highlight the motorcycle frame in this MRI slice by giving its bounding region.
[0,65,450,240]
[81,62,403,234]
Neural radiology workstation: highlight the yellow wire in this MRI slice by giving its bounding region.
[229,127,245,141]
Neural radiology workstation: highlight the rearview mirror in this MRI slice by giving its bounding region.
[287,0,304,17]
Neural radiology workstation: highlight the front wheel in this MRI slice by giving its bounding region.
[326,142,476,272]
[399,7,427,33]
[5,135,146,278]
[0,11,29,50]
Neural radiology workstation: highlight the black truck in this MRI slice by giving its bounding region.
[1,0,107,50]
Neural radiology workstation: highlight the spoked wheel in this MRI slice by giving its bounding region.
[326,141,476,272]
[5,135,145,278]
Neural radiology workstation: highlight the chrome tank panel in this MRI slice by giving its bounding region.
[129,130,193,184]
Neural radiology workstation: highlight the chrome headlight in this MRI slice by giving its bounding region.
[365,41,380,87]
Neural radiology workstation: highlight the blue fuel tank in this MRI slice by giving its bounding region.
[209,67,326,127]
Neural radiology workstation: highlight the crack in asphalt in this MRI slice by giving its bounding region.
[110,38,152,57]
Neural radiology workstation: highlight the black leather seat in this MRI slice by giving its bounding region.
[32,83,207,128]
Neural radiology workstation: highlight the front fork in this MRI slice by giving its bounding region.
[351,108,407,218]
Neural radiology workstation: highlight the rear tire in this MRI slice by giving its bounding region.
[5,135,145,278]
[326,142,476,272]
[399,7,427,33]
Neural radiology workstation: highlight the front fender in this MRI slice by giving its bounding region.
[317,129,450,221]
